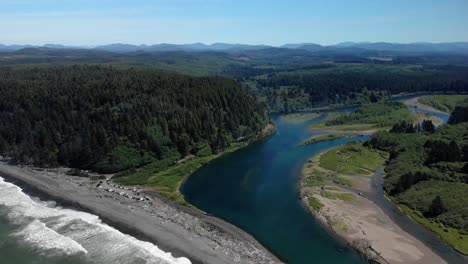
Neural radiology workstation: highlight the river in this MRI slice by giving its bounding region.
[182,97,467,264]
[182,112,369,263]
[0,96,462,264]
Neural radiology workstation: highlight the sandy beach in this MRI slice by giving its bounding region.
[0,159,281,264]
[300,154,446,264]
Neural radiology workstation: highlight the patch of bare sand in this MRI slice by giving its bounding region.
[301,153,446,264]
[308,189,445,264]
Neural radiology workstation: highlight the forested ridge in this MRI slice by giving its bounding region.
[2,48,468,113]
[0,65,269,172]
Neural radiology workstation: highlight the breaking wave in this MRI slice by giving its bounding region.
[0,176,191,264]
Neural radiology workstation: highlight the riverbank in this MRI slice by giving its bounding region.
[300,148,446,264]
[281,113,322,123]
[402,96,448,114]
[113,122,276,207]
[0,159,281,264]
[300,133,360,146]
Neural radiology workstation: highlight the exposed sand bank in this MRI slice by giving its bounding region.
[403,97,449,114]
[300,153,446,264]
[0,159,281,264]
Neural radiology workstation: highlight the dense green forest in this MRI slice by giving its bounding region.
[252,64,468,112]
[0,65,269,173]
[2,48,468,113]
[367,100,468,252]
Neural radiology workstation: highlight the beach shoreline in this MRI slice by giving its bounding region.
[0,159,282,264]
[299,151,446,264]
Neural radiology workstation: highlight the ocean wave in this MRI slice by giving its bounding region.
[14,219,88,256]
[0,176,191,264]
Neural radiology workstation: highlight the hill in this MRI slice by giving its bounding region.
[0,65,269,173]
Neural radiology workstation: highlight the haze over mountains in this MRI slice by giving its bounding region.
[1,42,468,54]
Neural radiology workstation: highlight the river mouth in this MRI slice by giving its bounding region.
[182,114,368,264]
[182,96,467,264]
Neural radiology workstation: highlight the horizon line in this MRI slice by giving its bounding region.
[2,41,468,48]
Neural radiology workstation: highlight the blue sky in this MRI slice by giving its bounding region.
[1,0,468,46]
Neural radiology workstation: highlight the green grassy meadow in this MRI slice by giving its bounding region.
[319,142,389,175]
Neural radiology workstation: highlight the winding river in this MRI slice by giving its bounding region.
[182,97,467,264]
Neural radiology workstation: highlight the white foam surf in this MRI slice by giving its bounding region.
[14,219,88,256]
[0,176,191,264]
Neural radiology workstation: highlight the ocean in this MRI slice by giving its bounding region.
[0,176,191,264]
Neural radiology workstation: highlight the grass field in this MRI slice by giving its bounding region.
[418,95,468,113]
[319,142,389,175]
[302,133,357,145]
[309,102,414,132]
[320,190,356,202]
[281,112,322,123]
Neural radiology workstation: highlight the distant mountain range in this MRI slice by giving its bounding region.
[1,42,468,54]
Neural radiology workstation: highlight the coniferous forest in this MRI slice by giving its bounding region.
[368,100,468,233]
[0,65,269,172]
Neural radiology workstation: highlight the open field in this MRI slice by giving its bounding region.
[319,142,389,176]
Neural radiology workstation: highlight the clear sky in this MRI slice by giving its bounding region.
[2,0,468,46]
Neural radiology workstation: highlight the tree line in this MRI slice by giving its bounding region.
[0,65,269,172]
[367,106,468,231]
[252,65,468,112]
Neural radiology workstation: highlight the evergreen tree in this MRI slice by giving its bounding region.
[421,120,435,133]
[428,196,448,217]
[448,102,468,124]
[0,65,269,172]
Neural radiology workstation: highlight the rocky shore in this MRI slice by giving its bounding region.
[0,159,281,264]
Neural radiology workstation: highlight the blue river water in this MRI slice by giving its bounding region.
[0,95,461,264]
[183,113,370,263]
[393,95,450,124]
[182,98,466,264]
